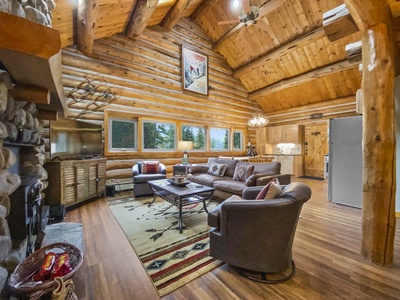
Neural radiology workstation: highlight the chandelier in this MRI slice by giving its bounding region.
[247,111,269,127]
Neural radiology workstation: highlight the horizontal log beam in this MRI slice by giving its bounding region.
[10,85,50,104]
[249,60,360,100]
[212,0,283,52]
[36,109,59,120]
[322,4,359,42]
[233,27,326,78]
[345,40,362,62]
[126,0,159,39]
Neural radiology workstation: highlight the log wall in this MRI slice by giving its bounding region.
[60,18,257,181]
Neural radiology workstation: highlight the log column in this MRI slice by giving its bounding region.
[344,0,395,265]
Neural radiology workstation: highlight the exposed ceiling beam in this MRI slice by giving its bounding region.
[212,0,284,52]
[161,0,192,31]
[345,40,362,62]
[126,0,159,39]
[233,27,326,78]
[191,0,221,20]
[322,4,359,42]
[249,59,361,100]
[77,0,99,54]
[388,0,400,18]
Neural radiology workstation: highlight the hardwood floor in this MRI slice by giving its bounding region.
[66,178,400,300]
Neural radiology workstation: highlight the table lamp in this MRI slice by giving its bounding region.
[177,141,193,165]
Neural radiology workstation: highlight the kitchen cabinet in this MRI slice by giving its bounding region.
[268,125,302,143]
[255,127,268,154]
[279,155,303,176]
[44,158,107,207]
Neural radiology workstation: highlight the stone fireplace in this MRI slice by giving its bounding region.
[0,69,48,294]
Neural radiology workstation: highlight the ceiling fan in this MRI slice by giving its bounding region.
[218,0,275,41]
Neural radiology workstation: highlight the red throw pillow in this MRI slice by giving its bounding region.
[142,161,160,174]
[255,178,282,200]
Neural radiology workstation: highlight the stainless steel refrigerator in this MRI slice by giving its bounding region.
[328,116,363,208]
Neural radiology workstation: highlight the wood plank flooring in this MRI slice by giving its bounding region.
[65,178,400,300]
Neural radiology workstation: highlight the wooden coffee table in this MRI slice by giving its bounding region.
[148,179,215,233]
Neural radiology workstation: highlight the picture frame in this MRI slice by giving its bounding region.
[181,46,209,96]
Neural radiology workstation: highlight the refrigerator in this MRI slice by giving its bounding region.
[328,116,363,208]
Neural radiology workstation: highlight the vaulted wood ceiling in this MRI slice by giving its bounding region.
[52,0,400,115]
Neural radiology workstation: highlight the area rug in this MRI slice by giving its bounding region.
[107,196,223,296]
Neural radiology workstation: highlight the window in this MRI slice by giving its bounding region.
[182,125,206,150]
[210,127,229,150]
[143,120,176,150]
[233,130,243,151]
[109,118,137,152]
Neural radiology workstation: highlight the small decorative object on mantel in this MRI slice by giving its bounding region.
[181,46,209,96]
[66,75,121,119]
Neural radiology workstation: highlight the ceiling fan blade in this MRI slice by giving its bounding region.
[218,19,239,25]
[254,20,272,33]
[258,0,283,17]
[241,0,251,14]
[235,26,247,42]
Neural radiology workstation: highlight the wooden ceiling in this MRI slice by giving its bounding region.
[52,0,399,115]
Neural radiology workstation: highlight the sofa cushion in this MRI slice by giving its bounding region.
[189,165,209,174]
[213,180,248,196]
[133,173,166,184]
[187,173,227,186]
[207,158,238,177]
[207,162,227,177]
[253,162,281,175]
[256,178,282,199]
[142,161,160,174]
[233,162,254,182]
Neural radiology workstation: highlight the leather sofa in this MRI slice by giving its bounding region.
[207,182,312,282]
[187,157,291,200]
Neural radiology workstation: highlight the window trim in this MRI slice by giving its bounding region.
[233,129,244,151]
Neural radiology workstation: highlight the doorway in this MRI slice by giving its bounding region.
[304,123,328,178]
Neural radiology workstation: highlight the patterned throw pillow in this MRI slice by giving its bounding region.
[142,161,160,174]
[233,162,254,182]
[207,162,227,177]
[255,178,282,200]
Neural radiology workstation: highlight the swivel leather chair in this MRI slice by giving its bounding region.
[207,182,311,283]
[132,162,167,197]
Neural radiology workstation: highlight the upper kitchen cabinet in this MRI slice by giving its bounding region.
[268,125,302,144]
[255,127,268,154]
[0,12,69,116]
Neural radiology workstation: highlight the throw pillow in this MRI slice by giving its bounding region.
[142,161,160,174]
[207,162,227,177]
[255,178,282,200]
[233,162,254,182]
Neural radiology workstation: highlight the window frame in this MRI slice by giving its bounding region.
[233,129,244,151]
[142,119,177,151]
[108,117,138,153]
[209,127,230,151]
[181,123,207,151]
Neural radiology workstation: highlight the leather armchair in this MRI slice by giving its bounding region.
[132,162,167,197]
[207,182,312,283]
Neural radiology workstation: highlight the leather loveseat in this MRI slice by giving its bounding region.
[187,157,291,200]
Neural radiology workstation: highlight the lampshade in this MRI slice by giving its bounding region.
[247,111,269,127]
[177,141,193,151]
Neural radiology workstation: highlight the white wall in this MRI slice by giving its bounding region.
[395,75,400,212]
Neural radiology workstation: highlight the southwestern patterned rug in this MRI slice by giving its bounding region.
[107,196,223,296]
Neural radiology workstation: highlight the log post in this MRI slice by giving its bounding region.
[77,0,99,54]
[125,0,159,39]
[344,0,395,266]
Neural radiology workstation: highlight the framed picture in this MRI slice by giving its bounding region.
[181,46,209,96]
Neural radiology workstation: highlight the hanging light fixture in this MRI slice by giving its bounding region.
[247,111,269,127]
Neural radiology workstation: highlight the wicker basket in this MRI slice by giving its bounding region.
[7,242,83,298]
